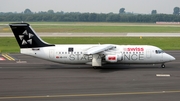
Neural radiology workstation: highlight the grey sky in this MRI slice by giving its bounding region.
[0,0,179,14]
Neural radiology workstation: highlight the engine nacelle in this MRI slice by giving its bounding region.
[105,54,122,63]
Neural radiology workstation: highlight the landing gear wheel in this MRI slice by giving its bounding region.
[93,67,101,69]
[93,67,97,69]
[161,64,165,68]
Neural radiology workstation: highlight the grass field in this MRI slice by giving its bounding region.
[0,22,179,53]
[1,22,180,33]
[33,26,180,33]
[0,37,179,53]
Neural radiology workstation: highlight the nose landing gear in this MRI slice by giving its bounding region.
[161,64,165,68]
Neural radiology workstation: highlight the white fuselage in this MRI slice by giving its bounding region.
[20,44,175,66]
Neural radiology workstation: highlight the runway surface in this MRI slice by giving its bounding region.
[0,51,180,101]
[1,33,180,37]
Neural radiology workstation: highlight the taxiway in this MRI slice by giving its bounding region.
[0,51,180,101]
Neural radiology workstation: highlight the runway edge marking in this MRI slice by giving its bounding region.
[1,90,180,100]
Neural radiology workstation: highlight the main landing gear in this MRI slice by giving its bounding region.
[93,67,101,69]
[161,64,165,68]
[93,67,97,69]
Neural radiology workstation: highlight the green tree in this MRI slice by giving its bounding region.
[88,13,97,21]
[78,13,89,21]
[47,10,54,14]
[24,9,33,14]
[151,10,157,15]
[119,8,125,14]
[106,14,120,22]
[173,7,180,15]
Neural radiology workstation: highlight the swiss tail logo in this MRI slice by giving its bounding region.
[19,30,34,46]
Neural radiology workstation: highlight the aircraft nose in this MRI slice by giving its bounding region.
[170,55,176,61]
[164,53,176,62]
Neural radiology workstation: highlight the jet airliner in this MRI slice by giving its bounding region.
[9,23,175,68]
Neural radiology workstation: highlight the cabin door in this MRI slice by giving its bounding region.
[146,49,151,58]
[49,49,54,59]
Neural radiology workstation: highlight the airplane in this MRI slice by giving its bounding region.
[9,23,175,69]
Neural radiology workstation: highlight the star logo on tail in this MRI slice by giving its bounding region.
[19,30,34,45]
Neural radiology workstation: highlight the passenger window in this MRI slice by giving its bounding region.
[68,48,74,52]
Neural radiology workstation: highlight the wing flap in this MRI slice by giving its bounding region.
[84,44,116,55]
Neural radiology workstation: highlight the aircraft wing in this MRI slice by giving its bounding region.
[84,44,116,55]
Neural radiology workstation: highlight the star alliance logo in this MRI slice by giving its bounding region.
[19,30,34,45]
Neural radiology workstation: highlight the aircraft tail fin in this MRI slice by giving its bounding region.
[9,23,55,48]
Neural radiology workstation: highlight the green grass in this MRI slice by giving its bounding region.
[1,22,180,33]
[0,22,179,53]
[0,37,19,53]
[32,26,180,33]
[0,37,179,53]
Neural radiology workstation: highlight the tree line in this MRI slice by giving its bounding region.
[0,8,180,22]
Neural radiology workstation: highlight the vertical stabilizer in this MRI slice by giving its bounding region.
[9,23,54,48]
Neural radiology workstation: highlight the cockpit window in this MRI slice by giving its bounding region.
[155,50,164,54]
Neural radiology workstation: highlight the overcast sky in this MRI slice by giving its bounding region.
[0,0,179,14]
